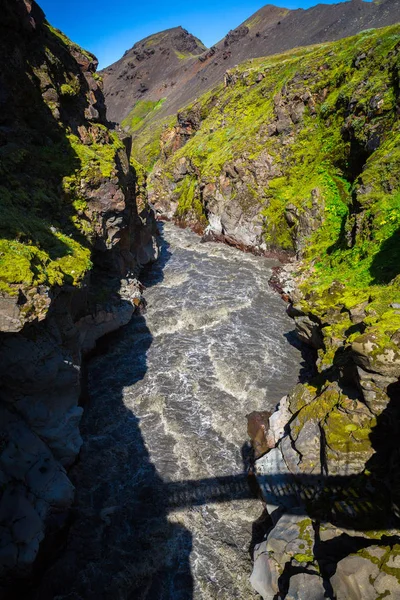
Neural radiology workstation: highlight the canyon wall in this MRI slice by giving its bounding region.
[148,24,400,597]
[0,0,158,585]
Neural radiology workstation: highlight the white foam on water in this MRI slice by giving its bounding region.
[76,222,304,599]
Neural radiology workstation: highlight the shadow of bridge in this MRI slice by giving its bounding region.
[26,224,400,600]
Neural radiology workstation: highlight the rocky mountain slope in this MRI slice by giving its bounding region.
[101,26,207,126]
[102,0,400,166]
[0,0,158,588]
[147,23,400,596]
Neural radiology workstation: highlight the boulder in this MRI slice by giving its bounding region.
[286,572,326,600]
[352,331,400,379]
[247,411,274,458]
[294,315,324,349]
[331,555,380,600]
[0,294,22,333]
[0,406,75,577]
[251,513,319,599]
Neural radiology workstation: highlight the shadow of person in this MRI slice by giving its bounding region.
[30,310,194,600]
[369,227,400,284]
[364,378,400,519]
[283,330,318,383]
[23,224,193,600]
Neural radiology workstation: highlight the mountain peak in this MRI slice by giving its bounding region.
[120,26,207,62]
[100,26,208,125]
[103,0,400,126]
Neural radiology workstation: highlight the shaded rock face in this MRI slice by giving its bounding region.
[0,0,158,584]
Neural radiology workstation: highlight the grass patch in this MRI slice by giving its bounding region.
[121,99,166,134]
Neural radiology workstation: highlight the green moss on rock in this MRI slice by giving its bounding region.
[121,99,166,134]
[145,24,399,312]
[0,14,127,304]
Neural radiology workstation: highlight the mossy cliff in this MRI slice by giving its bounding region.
[148,24,400,411]
[0,0,158,585]
[0,0,158,331]
[150,24,399,255]
[144,24,400,597]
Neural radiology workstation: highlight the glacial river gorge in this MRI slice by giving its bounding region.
[35,223,303,600]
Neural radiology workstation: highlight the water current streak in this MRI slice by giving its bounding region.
[33,223,303,600]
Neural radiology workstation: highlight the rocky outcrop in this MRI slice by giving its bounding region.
[160,105,202,160]
[0,0,158,585]
[248,263,400,597]
[251,512,326,599]
[150,148,284,249]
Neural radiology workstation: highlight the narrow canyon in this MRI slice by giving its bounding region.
[1,1,400,599]
[30,223,302,599]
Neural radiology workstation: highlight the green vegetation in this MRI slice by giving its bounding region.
[174,49,202,60]
[122,100,172,169]
[0,135,93,294]
[121,99,166,134]
[141,30,400,510]
[174,176,207,225]
[44,23,95,62]
[131,113,176,169]
[67,128,124,179]
[0,24,125,300]
[143,32,168,48]
[60,83,78,97]
[148,24,400,324]
[244,15,262,30]
[0,123,124,295]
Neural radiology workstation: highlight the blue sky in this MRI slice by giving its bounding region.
[39,0,369,69]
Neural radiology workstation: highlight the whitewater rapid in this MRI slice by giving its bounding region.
[34,223,302,600]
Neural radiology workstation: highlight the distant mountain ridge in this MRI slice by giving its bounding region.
[101,0,400,139]
[101,26,207,126]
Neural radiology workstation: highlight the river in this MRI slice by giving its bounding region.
[35,223,302,600]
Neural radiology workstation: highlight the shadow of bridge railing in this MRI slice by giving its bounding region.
[163,471,399,532]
